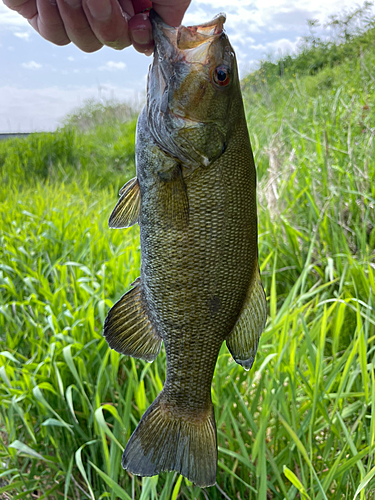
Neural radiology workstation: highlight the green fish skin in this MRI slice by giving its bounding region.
[104,10,267,488]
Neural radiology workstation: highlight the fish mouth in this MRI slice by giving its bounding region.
[147,11,228,168]
[150,10,226,73]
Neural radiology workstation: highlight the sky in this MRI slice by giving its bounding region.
[0,0,371,132]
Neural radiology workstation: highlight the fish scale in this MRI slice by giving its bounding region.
[103,9,267,488]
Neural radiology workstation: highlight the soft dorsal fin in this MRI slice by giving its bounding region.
[104,278,162,362]
[109,177,140,228]
[226,270,267,371]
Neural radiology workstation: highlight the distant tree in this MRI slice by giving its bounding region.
[243,0,375,90]
[303,19,321,48]
[326,1,374,42]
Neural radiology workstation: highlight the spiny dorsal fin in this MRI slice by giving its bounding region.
[109,177,140,228]
[104,278,162,362]
[226,270,267,371]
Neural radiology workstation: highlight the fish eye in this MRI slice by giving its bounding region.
[213,66,231,87]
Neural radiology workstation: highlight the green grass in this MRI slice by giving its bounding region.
[1,10,375,500]
[0,114,136,194]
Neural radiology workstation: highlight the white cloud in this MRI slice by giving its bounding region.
[251,37,302,55]
[67,56,75,61]
[190,0,374,23]
[266,37,302,54]
[99,61,126,71]
[230,32,255,46]
[22,61,42,69]
[185,0,375,42]
[14,31,31,41]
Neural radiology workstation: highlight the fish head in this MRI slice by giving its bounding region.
[147,11,239,169]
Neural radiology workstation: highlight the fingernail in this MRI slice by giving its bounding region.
[64,0,81,8]
[87,0,112,21]
[138,12,150,29]
[132,29,152,45]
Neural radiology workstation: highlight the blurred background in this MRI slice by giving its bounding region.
[0,0,372,132]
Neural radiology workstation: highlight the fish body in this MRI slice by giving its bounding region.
[104,11,267,488]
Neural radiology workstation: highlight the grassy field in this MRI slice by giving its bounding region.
[1,7,375,500]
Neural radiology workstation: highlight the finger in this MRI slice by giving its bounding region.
[3,0,37,19]
[152,0,191,27]
[30,0,71,46]
[128,12,153,55]
[81,0,132,50]
[55,0,103,52]
[4,0,70,45]
[119,0,135,16]
[131,0,151,15]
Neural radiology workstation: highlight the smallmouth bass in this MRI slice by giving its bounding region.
[104,10,267,488]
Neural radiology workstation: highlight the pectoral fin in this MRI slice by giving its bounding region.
[226,271,267,371]
[109,177,140,228]
[104,278,162,362]
[158,165,189,229]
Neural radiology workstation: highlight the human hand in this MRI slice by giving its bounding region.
[3,0,191,54]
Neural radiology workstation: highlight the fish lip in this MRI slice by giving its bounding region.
[150,9,227,60]
[177,12,227,48]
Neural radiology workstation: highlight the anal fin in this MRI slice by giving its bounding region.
[104,278,162,362]
[226,271,267,371]
[109,177,140,228]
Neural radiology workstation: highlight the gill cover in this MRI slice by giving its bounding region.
[147,10,238,169]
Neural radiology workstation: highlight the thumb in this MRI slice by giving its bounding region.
[152,1,191,27]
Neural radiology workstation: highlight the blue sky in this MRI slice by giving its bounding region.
[0,0,371,132]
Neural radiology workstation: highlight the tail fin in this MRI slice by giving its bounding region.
[122,393,217,487]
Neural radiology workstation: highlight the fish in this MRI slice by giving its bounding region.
[104,10,267,488]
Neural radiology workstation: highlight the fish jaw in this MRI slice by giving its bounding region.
[147,10,236,169]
